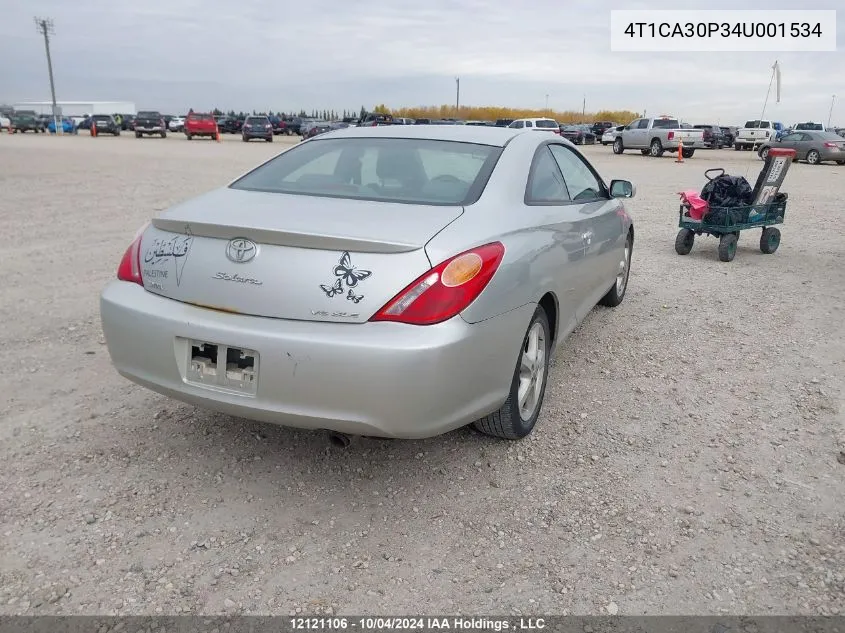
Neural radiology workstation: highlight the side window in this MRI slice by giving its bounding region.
[526,147,569,203]
[525,121,533,128]
[626,119,640,129]
[637,119,650,129]
[513,121,524,129]
[549,144,604,202]
[799,133,812,141]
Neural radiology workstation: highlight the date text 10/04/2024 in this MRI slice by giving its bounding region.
[290,617,548,631]
[623,22,823,38]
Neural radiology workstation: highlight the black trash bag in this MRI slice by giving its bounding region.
[701,173,755,225]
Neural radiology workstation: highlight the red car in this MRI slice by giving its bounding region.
[185,112,217,140]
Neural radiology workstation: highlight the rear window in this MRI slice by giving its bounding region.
[93,115,111,121]
[744,120,770,128]
[137,111,160,118]
[246,117,268,124]
[230,137,502,206]
[535,120,558,129]
[796,123,823,130]
[189,113,214,120]
[652,118,679,129]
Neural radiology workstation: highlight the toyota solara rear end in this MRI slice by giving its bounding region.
[100,131,533,438]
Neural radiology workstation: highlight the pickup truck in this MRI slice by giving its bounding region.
[612,116,704,158]
[134,110,167,138]
[734,120,780,151]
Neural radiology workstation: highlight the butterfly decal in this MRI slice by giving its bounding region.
[319,279,343,298]
[334,251,372,288]
[347,289,364,304]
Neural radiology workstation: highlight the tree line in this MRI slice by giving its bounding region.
[199,105,641,124]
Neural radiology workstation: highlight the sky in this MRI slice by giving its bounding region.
[1,0,843,125]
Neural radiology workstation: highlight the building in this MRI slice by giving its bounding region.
[11,101,136,117]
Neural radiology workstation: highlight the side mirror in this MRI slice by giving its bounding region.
[610,180,635,199]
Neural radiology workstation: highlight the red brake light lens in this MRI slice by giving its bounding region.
[370,242,505,326]
[824,142,837,147]
[667,131,675,140]
[116,224,148,286]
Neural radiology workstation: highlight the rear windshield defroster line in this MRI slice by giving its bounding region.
[229,137,503,207]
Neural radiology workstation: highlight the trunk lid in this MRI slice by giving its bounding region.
[139,187,461,323]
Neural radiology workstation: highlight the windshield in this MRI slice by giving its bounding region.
[230,137,502,206]
[652,119,679,129]
[796,123,823,130]
[744,120,771,128]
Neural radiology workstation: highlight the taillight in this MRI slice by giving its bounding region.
[667,131,675,140]
[116,223,149,286]
[824,142,837,147]
[370,242,505,326]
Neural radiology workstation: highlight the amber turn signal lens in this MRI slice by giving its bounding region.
[441,253,483,287]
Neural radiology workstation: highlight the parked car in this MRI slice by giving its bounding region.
[119,114,135,130]
[99,125,635,442]
[693,124,727,149]
[757,130,845,165]
[304,122,333,138]
[242,116,274,142]
[185,112,218,140]
[283,117,307,135]
[267,116,287,135]
[11,114,43,133]
[601,125,624,145]
[216,117,242,134]
[414,118,432,125]
[359,113,395,127]
[0,114,10,131]
[613,116,704,157]
[793,122,826,132]
[591,121,617,137]
[134,111,166,138]
[329,121,351,131]
[508,118,560,133]
[835,128,845,138]
[393,117,415,125]
[559,125,595,145]
[300,120,327,137]
[91,114,121,136]
[720,126,738,146]
[168,116,185,133]
[735,120,777,150]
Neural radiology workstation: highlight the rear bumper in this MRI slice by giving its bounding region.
[136,127,164,133]
[99,281,532,439]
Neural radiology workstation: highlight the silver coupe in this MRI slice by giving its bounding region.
[100,125,635,441]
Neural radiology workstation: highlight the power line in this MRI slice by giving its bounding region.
[34,17,61,135]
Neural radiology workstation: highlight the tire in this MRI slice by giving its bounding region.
[759,146,770,160]
[473,305,551,440]
[612,138,624,154]
[649,139,664,157]
[682,148,695,158]
[734,143,742,151]
[114,131,120,136]
[186,133,192,141]
[242,136,248,142]
[760,227,781,254]
[135,132,141,138]
[837,160,845,165]
[675,228,695,255]
[267,136,273,142]
[718,234,738,262]
[599,232,633,308]
[806,150,821,165]
[161,132,167,138]
[640,149,649,155]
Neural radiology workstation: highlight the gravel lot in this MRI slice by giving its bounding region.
[1,132,843,617]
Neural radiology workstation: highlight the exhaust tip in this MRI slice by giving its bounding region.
[326,431,351,448]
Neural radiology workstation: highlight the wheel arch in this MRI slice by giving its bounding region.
[537,292,559,346]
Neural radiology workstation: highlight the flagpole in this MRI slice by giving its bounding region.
[758,61,778,127]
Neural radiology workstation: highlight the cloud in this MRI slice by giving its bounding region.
[1,0,842,124]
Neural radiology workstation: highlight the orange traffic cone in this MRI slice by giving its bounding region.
[676,138,684,163]
[91,122,97,137]
[216,125,221,142]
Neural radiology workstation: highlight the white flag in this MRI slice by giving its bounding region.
[773,61,781,103]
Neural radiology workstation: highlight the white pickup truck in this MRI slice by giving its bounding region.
[612,116,705,158]
[734,120,778,151]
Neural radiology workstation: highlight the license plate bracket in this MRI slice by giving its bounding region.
[185,340,258,395]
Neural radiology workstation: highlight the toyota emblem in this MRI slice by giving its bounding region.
[226,238,257,263]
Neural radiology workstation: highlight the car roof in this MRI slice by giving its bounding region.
[322,124,524,146]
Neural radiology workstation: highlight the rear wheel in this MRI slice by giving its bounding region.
[161,131,167,138]
[186,133,192,140]
[682,148,695,158]
[135,132,141,138]
[675,228,695,255]
[759,146,770,160]
[267,136,273,142]
[806,150,821,165]
[718,234,738,262]
[650,139,664,157]
[473,306,551,440]
[760,227,781,254]
[613,138,624,154]
[599,232,633,307]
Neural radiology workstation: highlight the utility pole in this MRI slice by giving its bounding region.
[455,77,460,116]
[545,94,549,113]
[34,17,60,135]
[582,94,586,119]
[828,94,836,128]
